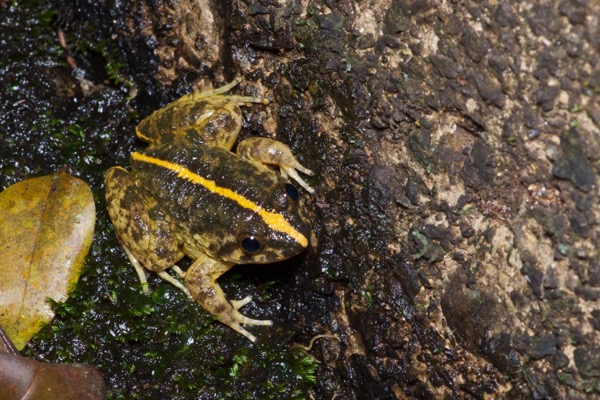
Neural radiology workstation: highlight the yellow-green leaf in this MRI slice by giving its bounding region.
[0,171,95,349]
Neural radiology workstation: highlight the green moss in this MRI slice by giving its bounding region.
[411,230,445,262]
[290,347,319,385]
[294,8,321,53]
[362,284,377,309]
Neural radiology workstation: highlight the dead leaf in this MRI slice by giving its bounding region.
[0,327,107,399]
[0,170,95,350]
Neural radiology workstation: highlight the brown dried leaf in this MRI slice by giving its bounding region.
[0,171,95,350]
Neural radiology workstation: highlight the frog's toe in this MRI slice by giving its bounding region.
[140,282,151,295]
[214,296,273,341]
[171,265,186,278]
[123,247,153,295]
[269,143,315,194]
[234,312,273,327]
[281,165,316,195]
[230,296,253,310]
[229,297,273,325]
[247,318,272,328]
[225,312,273,342]
[232,324,258,343]
[157,270,193,299]
[228,296,272,325]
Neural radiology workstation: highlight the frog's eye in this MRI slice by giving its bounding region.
[238,233,265,254]
[284,183,299,201]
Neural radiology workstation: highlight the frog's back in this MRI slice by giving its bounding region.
[131,135,283,243]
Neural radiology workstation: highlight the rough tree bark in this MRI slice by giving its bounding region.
[10,0,598,398]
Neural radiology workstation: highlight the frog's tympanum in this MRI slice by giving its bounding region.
[105,79,314,341]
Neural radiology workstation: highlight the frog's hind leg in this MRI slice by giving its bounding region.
[136,78,269,149]
[180,79,269,150]
[182,78,269,106]
[185,255,272,342]
[105,167,187,296]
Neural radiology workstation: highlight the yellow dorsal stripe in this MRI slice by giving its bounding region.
[132,152,308,247]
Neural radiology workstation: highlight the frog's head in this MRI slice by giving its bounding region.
[215,181,311,264]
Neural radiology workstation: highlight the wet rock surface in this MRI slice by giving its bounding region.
[1,0,599,398]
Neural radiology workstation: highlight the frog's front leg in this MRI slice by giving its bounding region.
[105,167,190,298]
[185,254,272,342]
[237,137,316,194]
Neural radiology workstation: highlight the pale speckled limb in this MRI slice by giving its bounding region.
[237,137,315,194]
[178,78,269,106]
[157,271,192,299]
[123,247,192,299]
[123,247,151,295]
[185,254,272,342]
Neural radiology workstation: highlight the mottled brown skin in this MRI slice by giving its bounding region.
[105,80,314,341]
[105,167,184,270]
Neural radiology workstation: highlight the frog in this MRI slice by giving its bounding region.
[105,79,314,342]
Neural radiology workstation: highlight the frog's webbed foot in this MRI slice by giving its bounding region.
[224,296,273,342]
[185,256,272,342]
[230,296,273,326]
[236,137,316,194]
[280,162,315,195]
[224,310,273,343]
[183,78,269,106]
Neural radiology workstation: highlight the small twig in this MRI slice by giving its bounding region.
[292,333,340,354]
[56,29,78,71]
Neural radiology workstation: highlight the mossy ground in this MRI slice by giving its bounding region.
[1,2,317,398]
